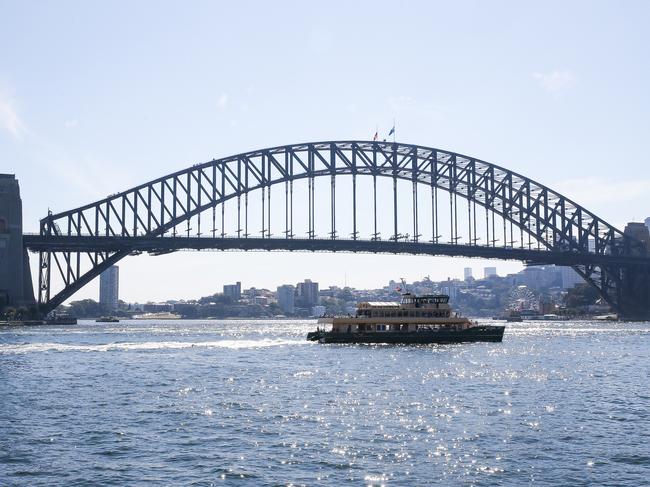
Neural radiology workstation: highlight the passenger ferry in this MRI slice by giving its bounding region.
[307,293,504,344]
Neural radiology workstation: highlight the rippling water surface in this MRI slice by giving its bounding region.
[1,319,649,486]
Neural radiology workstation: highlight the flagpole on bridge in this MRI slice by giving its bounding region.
[387,119,396,143]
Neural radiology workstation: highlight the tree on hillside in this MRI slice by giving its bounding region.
[564,284,599,309]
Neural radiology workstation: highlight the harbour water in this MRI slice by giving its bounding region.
[1,320,649,486]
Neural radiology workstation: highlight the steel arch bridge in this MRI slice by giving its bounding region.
[23,140,650,318]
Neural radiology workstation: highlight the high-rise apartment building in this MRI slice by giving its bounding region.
[277,284,295,314]
[560,266,583,289]
[99,266,119,310]
[484,267,497,278]
[296,279,319,307]
[223,281,242,301]
[464,267,473,280]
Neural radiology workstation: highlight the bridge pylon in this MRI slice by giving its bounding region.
[0,174,36,314]
[619,223,650,320]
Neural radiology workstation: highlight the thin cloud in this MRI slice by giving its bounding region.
[309,28,334,54]
[43,155,136,203]
[532,69,576,95]
[385,95,445,128]
[387,95,414,112]
[64,119,79,128]
[553,177,650,206]
[216,93,229,109]
[0,91,26,139]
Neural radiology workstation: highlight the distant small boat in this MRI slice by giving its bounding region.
[132,312,181,320]
[506,311,523,322]
[594,314,618,321]
[47,316,78,325]
[493,311,523,322]
[95,316,120,323]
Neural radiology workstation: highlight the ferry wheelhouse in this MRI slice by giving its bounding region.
[307,293,504,344]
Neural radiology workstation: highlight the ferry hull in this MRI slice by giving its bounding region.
[308,325,505,344]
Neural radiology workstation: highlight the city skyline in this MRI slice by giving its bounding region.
[64,263,589,321]
[102,263,576,305]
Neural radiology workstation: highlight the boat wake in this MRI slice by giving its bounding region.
[0,338,308,354]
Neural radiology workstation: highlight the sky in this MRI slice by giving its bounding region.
[1,1,649,303]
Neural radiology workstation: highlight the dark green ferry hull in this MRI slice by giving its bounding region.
[307,325,505,344]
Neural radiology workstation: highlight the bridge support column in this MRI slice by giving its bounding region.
[619,223,650,320]
[0,174,35,314]
[619,265,650,320]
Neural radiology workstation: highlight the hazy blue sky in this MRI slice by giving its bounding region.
[2,1,649,302]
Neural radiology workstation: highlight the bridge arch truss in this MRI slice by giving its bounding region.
[29,141,648,316]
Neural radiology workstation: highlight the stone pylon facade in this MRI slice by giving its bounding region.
[0,174,35,310]
[619,222,650,320]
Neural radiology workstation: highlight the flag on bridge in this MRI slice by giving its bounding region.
[388,125,395,136]
[372,130,378,141]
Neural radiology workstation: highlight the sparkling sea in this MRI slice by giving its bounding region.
[1,320,649,486]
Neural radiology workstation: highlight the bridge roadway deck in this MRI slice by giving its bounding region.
[23,234,650,267]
